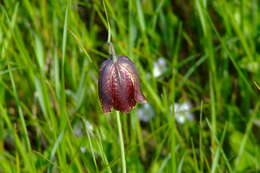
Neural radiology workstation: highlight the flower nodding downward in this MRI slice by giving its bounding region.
[98,55,146,113]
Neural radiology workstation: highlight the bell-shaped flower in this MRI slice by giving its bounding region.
[98,56,146,113]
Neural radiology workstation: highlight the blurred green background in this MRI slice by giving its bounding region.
[0,0,259,172]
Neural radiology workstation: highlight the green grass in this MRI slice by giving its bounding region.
[0,0,260,172]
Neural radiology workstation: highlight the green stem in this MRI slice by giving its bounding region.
[116,111,127,173]
[109,42,117,62]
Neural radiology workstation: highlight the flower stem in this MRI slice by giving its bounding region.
[116,111,127,173]
[109,42,117,62]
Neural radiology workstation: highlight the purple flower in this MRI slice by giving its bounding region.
[98,56,146,113]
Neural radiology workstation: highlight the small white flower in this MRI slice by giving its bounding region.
[84,120,94,137]
[153,57,167,77]
[84,120,93,132]
[73,122,83,137]
[80,147,87,153]
[171,101,194,124]
[73,120,94,137]
[137,103,155,122]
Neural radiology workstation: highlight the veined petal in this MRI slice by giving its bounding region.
[111,63,136,113]
[98,56,146,113]
[117,56,147,103]
[98,58,114,112]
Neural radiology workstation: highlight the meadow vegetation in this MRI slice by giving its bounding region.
[0,0,259,172]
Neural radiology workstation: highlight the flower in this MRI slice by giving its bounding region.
[98,55,146,113]
[171,101,194,124]
[73,120,94,137]
[137,103,155,122]
[153,57,167,77]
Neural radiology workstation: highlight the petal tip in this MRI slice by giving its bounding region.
[101,103,113,113]
[135,93,147,104]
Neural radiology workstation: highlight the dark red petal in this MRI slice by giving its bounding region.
[117,56,147,103]
[111,62,136,113]
[99,56,146,113]
[98,58,114,113]
[134,86,147,103]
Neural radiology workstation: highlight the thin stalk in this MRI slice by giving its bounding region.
[103,1,117,62]
[109,42,117,62]
[103,0,111,43]
[116,111,127,173]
